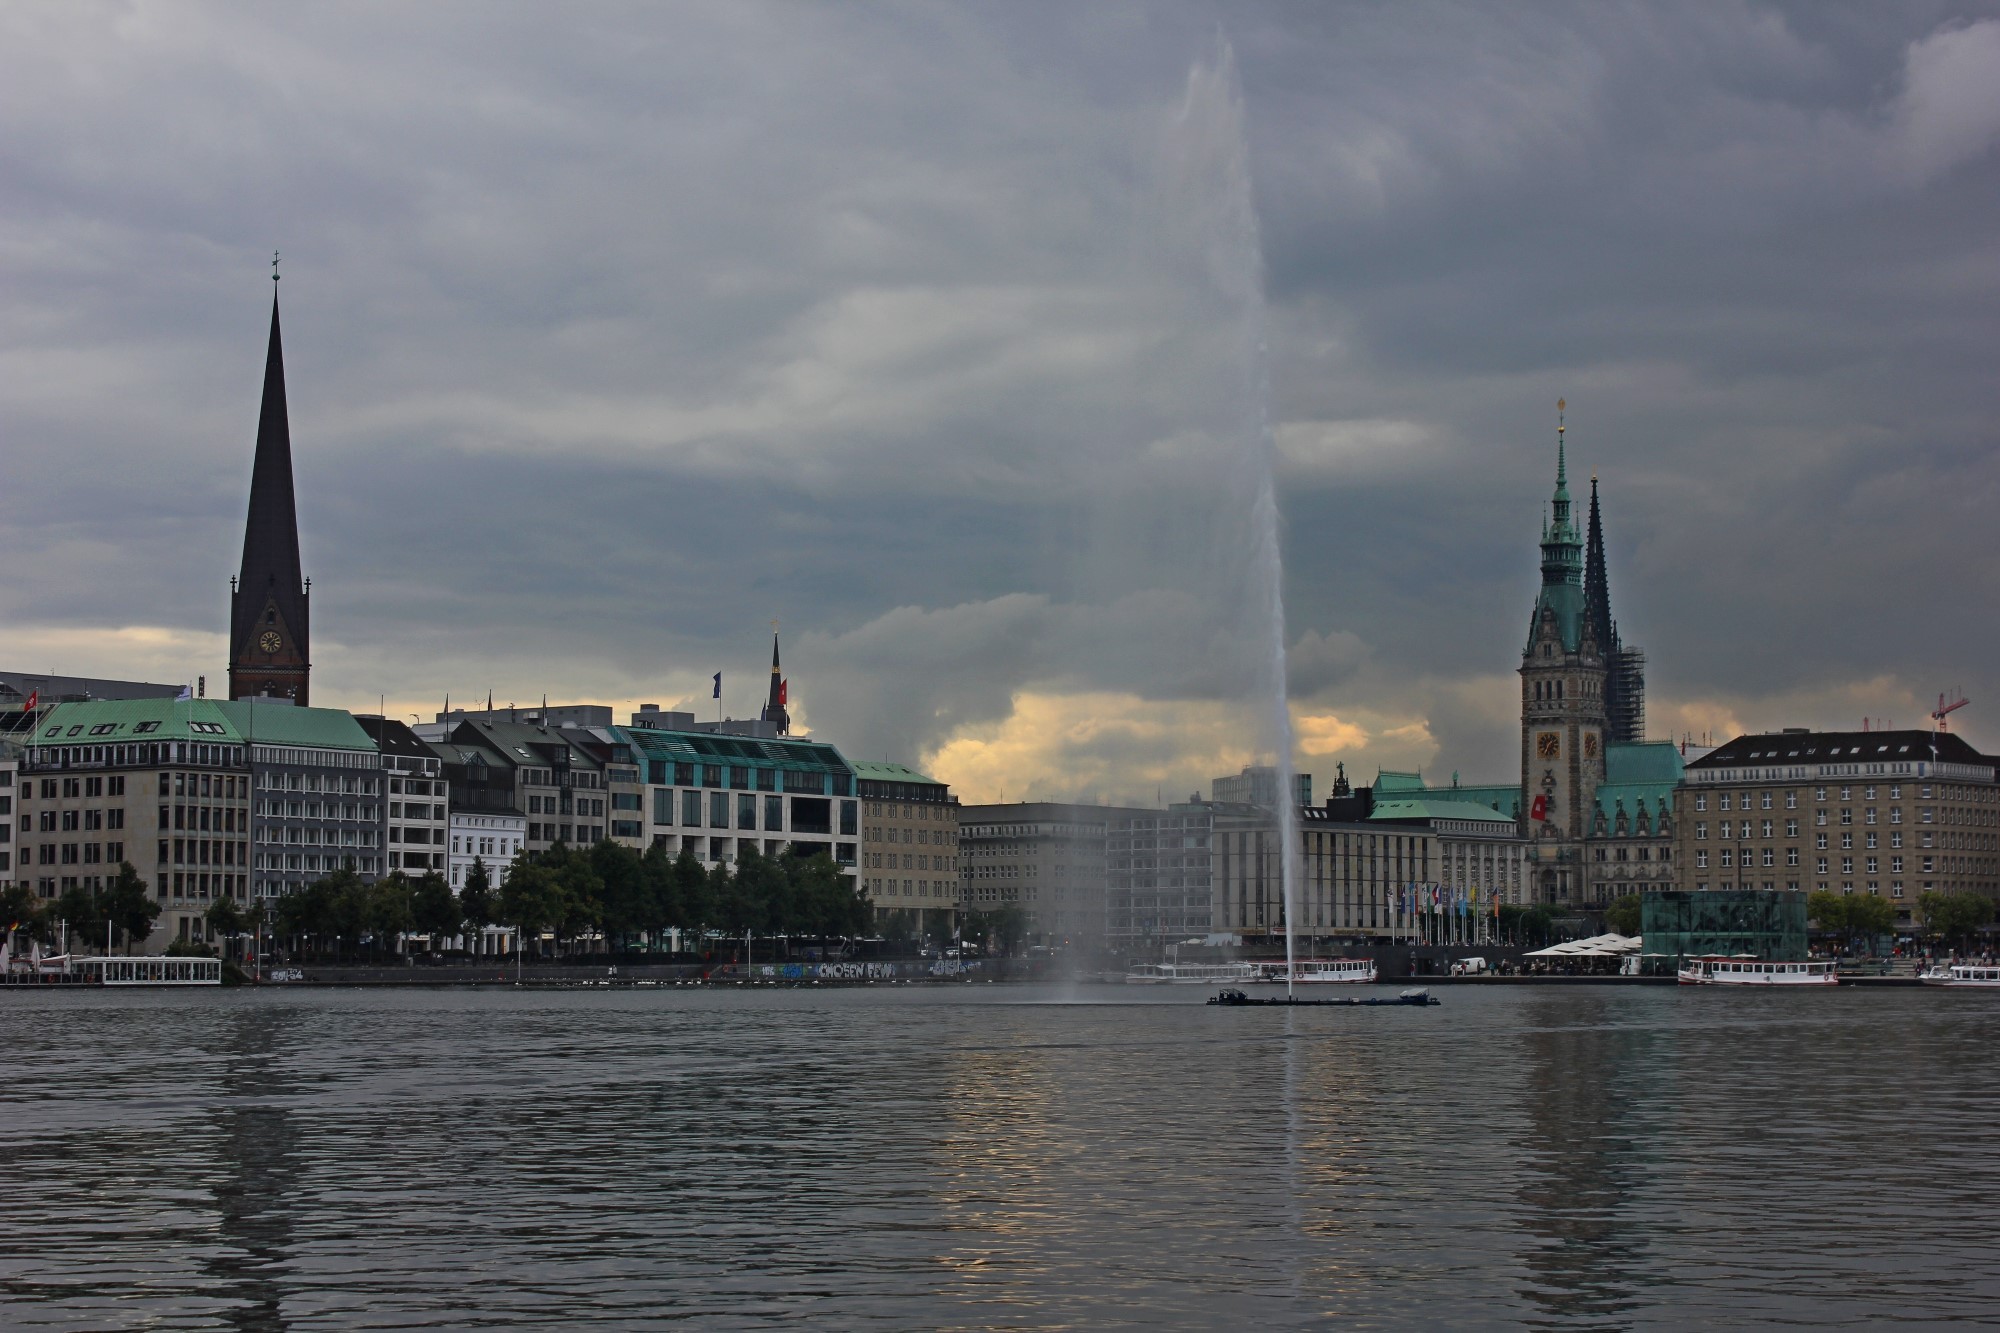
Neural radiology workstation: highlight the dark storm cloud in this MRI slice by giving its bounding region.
[3,1,1997,796]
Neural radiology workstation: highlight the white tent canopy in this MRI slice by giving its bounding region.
[1522,933,1643,958]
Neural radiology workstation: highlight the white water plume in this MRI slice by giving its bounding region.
[1166,40,1301,990]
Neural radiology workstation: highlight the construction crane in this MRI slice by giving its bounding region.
[1932,691,1969,732]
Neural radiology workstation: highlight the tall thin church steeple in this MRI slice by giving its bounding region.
[1584,474,1613,655]
[760,627,789,735]
[229,278,311,706]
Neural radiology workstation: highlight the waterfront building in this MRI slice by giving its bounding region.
[957,802,1152,949]
[1106,801,1215,947]
[441,718,607,853]
[619,722,858,875]
[430,737,526,890]
[854,761,959,934]
[16,698,252,949]
[219,699,385,902]
[1672,727,1997,931]
[358,717,449,875]
[1641,888,1807,964]
[0,755,18,887]
[227,293,313,707]
[1344,408,1659,915]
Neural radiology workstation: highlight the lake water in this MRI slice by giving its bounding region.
[2,982,1995,1329]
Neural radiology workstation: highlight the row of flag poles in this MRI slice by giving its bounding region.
[1396,883,1504,918]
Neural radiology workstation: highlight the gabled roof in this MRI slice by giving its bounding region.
[1691,728,1988,770]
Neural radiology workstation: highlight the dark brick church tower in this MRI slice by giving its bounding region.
[228,286,311,705]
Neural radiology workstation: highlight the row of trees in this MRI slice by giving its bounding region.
[264,840,875,960]
[1595,891,1998,954]
[1,865,161,953]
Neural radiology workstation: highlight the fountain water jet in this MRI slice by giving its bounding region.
[1170,41,1302,996]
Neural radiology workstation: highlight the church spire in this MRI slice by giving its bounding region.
[1584,472,1613,654]
[228,279,311,705]
[760,624,790,735]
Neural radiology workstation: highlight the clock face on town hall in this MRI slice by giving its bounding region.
[1537,731,1561,759]
[259,630,283,655]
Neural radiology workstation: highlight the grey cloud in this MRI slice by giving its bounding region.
[3,2,1997,797]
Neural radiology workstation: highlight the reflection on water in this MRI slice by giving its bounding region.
[0,986,1996,1328]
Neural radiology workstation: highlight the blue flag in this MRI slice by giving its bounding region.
[712,672,722,699]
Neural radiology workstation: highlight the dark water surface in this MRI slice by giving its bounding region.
[1,983,1995,1329]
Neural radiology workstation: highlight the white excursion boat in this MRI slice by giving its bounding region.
[1124,961,1263,986]
[1919,962,2000,989]
[1250,958,1379,985]
[70,956,222,986]
[1677,956,1838,987]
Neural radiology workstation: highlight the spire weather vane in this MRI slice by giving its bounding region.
[272,250,280,283]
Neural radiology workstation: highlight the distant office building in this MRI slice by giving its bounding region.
[621,725,858,875]
[430,736,527,890]
[358,717,449,876]
[1673,727,1997,931]
[439,704,615,730]
[0,756,18,887]
[220,699,386,901]
[958,802,1152,949]
[228,292,313,707]
[1211,765,1311,810]
[854,761,959,932]
[442,718,608,853]
[1107,802,1215,946]
[17,698,255,950]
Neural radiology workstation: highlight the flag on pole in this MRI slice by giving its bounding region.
[176,685,193,700]
[712,672,723,699]
[1530,793,1549,822]
[21,690,36,711]
[778,678,788,706]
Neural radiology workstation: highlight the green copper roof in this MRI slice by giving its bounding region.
[1604,741,1683,785]
[29,697,241,746]
[850,760,943,786]
[1372,770,1427,793]
[1370,797,1516,824]
[214,699,378,751]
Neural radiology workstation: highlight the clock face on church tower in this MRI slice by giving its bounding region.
[259,630,282,655]
[1537,731,1560,759]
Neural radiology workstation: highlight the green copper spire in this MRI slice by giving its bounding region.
[1530,398,1586,652]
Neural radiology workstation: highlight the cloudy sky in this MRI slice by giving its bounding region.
[5,1,1999,805]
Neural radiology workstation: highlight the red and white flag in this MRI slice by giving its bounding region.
[21,690,37,711]
[778,678,788,706]
[1529,793,1549,822]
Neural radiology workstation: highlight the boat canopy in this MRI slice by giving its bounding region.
[1522,933,1643,958]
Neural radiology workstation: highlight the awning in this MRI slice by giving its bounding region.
[1523,933,1643,957]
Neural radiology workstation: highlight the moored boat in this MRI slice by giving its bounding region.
[1919,962,2000,988]
[1124,960,1262,986]
[1249,958,1378,984]
[1676,956,1837,986]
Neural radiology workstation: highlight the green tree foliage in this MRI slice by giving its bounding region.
[1807,890,1848,933]
[459,858,494,930]
[1604,894,1643,937]
[590,840,646,949]
[1,884,47,940]
[362,874,415,948]
[1917,891,1994,948]
[104,863,160,953]
[204,895,244,938]
[409,872,461,942]
[1499,903,1556,947]
[672,846,712,929]
[497,862,561,956]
